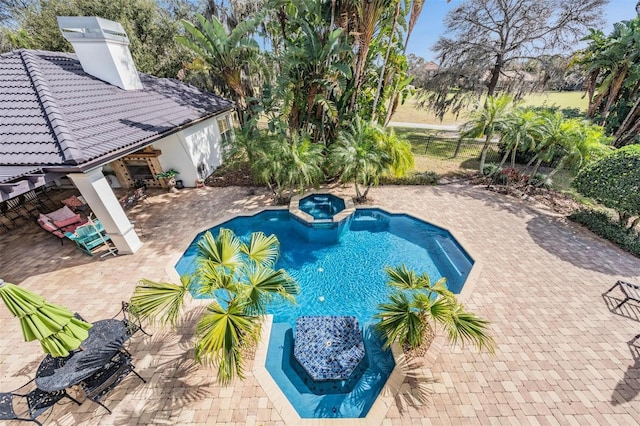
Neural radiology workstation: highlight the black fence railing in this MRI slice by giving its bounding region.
[419,135,561,169]
[420,136,502,164]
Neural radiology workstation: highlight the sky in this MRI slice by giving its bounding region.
[406,0,638,62]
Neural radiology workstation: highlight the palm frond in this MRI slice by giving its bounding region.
[446,304,496,353]
[374,291,424,349]
[130,277,189,328]
[194,299,260,385]
[197,229,243,269]
[242,232,280,267]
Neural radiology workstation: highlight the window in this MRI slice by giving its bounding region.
[217,115,233,144]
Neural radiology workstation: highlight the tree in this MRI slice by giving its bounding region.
[6,0,187,78]
[497,109,544,169]
[252,132,325,204]
[375,265,495,352]
[177,13,261,123]
[460,95,513,171]
[573,145,640,231]
[421,0,606,116]
[130,229,299,385]
[328,116,413,202]
[575,17,640,146]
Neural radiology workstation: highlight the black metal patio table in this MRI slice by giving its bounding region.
[35,319,130,392]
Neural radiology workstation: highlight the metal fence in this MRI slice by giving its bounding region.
[419,135,561,168]
[420,136,502,163]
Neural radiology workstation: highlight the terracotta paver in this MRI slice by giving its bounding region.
[1,184,639,425]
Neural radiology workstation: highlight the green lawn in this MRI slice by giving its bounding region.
[391,91,588,126]
[394,126,577,192]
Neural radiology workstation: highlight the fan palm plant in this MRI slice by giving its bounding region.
[130,229,299,385]
[375,265,495,353]
[253,132,325,204]
[461,95,513,171]
[328,116,413,202]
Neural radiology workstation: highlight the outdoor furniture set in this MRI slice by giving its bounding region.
[0,306,148,424]
[0,188,57,230]
[34,194,118,256]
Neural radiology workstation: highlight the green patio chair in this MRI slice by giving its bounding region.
[65,219,116,256]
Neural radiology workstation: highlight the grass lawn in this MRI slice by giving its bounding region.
[391,91,588,126]
[394,126,578,192]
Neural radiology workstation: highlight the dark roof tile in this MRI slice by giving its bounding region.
[0,49,234,172]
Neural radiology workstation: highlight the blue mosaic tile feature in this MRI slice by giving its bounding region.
[294,316,365,381]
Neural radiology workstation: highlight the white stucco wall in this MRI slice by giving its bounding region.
[154,113,230,187]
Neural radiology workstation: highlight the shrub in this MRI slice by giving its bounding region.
[528,173,551,188]
[482,163,500,177]
[569,209,640,257]
[380,171,439,186]
[573,145,640,229]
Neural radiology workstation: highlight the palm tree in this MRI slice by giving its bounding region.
[328,116,413,201]
[253,132,325,204]
[375,265,495,353]
[177,13,261,123]
[543,119,612,182]
[497,109,544,169]
[130,229,299,385]
[461,95,513,171]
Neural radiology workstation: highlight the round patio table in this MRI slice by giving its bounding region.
[35,319,129,392]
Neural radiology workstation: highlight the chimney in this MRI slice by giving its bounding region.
[57,16,143,91]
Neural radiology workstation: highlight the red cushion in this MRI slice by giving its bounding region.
[54,214,82,229]
[38,214,64,238]
[62,195,85,210]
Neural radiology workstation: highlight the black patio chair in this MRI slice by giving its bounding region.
[117,301,152,338]
[80,351,146,414]
[605,280,640,310]
[0,379,80,425]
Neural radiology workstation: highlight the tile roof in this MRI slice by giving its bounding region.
[0,49,234,176]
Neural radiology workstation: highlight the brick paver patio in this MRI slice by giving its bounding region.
[1,184,639,425]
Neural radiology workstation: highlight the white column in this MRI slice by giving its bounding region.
[68,168,142,254]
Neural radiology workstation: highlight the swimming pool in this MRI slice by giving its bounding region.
[175,207,473,418]
[176,208,473,325]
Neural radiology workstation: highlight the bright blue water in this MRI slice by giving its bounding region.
[175,207,473,419]
[299,194,346,220]
[175,208,473,325]
[266,322,395,418]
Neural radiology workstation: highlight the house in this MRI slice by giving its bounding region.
[0,16,235,254]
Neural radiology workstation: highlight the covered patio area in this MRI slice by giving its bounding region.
[1,184,639,425]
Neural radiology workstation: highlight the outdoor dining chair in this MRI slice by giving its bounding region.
[0,379,80,425]
[605,280,640,310]
[80,351,146,414]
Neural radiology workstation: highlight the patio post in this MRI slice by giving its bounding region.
[67,168,142,254]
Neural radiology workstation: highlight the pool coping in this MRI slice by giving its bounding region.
[166,196,484,424]
[290,191,356,226]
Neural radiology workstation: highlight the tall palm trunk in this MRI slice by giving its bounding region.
[479,133,493,171]
[372,0,401,122]
[384,0,425,125]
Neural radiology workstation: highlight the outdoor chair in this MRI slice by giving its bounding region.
[80,351,146,414]
[65,218,116,256]
[61,195,88,213]
[116,301,152,338]
[37,206,87,244]
[605,280,640,310]
[5,196,32,220]
[0,379,80,425]
[0,201,22,230]
[22,190,51,215]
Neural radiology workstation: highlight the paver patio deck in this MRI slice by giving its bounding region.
[1,184,639,425]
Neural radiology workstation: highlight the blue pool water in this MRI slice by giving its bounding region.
[175,207,473,418]
[176,208,473,325]
[299,194,346,219]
